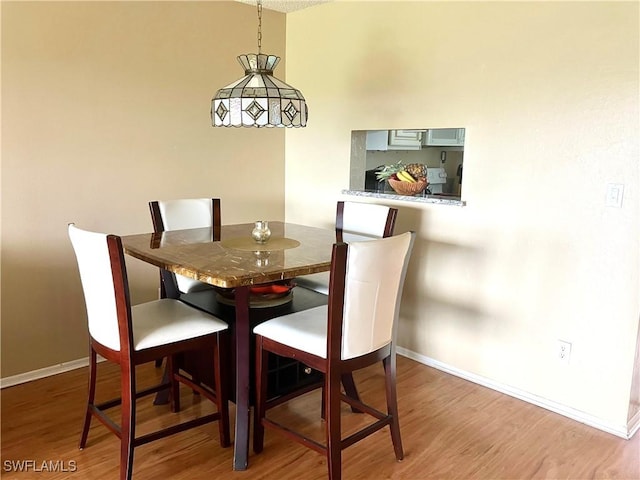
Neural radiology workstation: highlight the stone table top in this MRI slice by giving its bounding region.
[121,222,336,289]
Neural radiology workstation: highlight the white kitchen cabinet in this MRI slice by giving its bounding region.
[365,130,389,150]
[366,129,423,150]
[388,129,423,149]
[424,128,465,146]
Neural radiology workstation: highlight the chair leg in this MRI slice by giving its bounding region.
[153,361,171,406]
[253,335,268,454]
[341,373,363,413]
[213,334,230,448]
[79,347,97,449]
[120,363,136,480]
[326,369,342,480]
[321,373,361,419]
[383,356,404,461]
[168,355,180,413]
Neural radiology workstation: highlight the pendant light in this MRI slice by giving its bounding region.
[211,0,308,128]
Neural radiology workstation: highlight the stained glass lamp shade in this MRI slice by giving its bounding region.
[211,53,308,128]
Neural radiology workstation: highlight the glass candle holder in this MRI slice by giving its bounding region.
[251,220,271,244]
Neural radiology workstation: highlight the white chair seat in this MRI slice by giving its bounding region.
[176,275,216,294]
[133,299,228,351]
[294,273,329,296]
[253,305,328,359]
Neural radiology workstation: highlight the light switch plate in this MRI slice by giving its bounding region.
[605,183,624,208]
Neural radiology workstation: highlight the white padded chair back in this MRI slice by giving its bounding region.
[341,231,414,360]
[158,198,213,231]
[341,202,394,238]
[68,224,121,351]
[157,198,213,293]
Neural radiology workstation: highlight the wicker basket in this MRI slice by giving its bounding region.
[388,179,428,196]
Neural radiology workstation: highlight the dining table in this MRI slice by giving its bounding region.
[120,221,340,471]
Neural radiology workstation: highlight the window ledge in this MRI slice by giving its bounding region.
[341,190,466,206]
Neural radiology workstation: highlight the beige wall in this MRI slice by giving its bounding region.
[1,2,287,376]
[284,1,639,432]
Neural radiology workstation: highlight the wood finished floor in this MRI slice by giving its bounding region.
[1,356,638,479]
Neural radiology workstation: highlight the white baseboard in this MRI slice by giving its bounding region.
[396,347,633,440]
[0,356,104,389]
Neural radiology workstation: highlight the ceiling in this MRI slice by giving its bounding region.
[234,0,330,13]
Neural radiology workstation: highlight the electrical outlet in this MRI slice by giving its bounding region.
[557,340,572,364]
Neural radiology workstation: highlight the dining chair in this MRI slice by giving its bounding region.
[295,201,398,296]
[149,198,221,299]
[69,224,230,480]
[253,231,415,480]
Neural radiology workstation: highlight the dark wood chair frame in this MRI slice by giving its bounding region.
[253,242,405,480]
[78,234,230,480]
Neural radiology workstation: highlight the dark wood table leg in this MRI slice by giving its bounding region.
[233,285,251,471]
